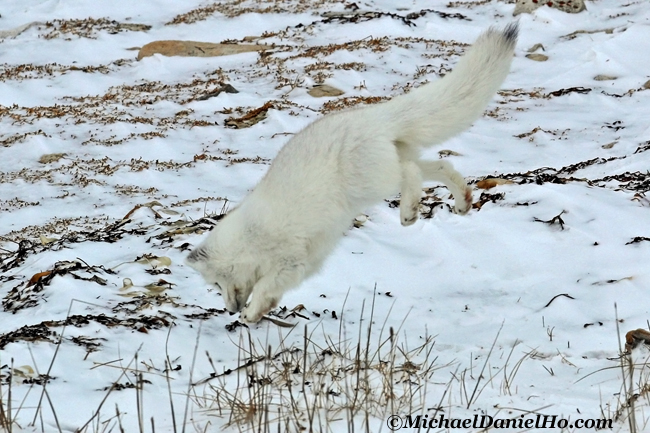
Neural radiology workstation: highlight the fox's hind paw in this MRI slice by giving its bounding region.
[454,186,473,215]
[400,204,419,226]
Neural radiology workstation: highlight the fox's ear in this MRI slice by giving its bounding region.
[186,245,210,264]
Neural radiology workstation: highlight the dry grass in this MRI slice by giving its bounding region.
[0,293,645,431]
[191,306,446,431]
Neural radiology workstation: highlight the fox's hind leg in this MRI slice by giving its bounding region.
[393,141,423,226]
[417,160,472,214]
[398,160,423,226]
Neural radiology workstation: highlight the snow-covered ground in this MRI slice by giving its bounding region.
[1,0,649,431]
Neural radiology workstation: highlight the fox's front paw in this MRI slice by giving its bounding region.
[454,186,473,215]
[241,306,264,324]
[241,295,279,324]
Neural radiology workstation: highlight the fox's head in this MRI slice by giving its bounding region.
[185,215,258,313]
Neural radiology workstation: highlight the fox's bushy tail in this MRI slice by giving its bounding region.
[385,23,518,148]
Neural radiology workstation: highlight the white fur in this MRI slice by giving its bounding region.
[186,24,518,323]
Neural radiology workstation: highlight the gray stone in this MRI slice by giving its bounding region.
[526,53,549,62]
[513,0,586,16]
[594,75,617,81]
[137,40,268,60]
[308,84,345,98]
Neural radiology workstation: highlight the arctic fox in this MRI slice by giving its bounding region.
[187,24,518,323]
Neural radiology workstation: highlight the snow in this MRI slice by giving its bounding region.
[1,0,649,431]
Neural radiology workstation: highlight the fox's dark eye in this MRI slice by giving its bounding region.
[214,282,222,291]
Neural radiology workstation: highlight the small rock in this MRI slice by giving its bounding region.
[526,53,549,62]
[121,278,134,291]
[476,178,514,190]
[601,141,617,149]
[513,0,586,16]
[137,40,268,60]
[594,75,617,81]
[353,214,368,228]
[308,84,345,98]
[39,153,66,164]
